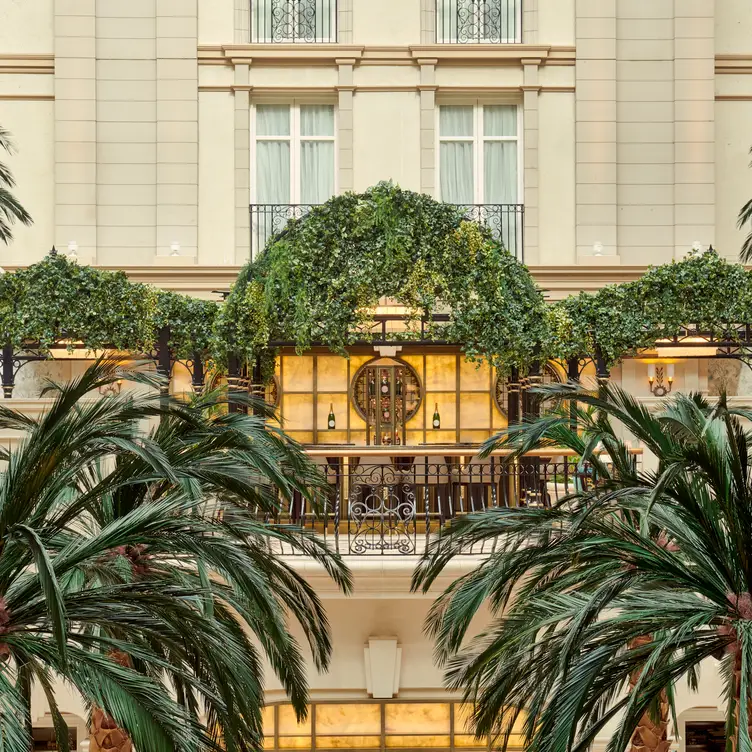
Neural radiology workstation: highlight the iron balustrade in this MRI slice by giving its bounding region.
[436,0,522,43]
[244,448,642,556]
[249,203,524,259]
[251,0,337,43]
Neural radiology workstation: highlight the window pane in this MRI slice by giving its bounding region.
[484,105,517,137]
[256,104,291,136]
[300,141,334,203]
[256,140,291,203]
[484,141,517,203]
[439,105,473,138]
[301,105,334,137]
[440,141,474,204]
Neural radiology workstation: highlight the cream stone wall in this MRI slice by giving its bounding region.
[3,1,749,266]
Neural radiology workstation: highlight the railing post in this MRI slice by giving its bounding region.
[1,344,14,399]
[227,354,243,414]
[156,326,172,403]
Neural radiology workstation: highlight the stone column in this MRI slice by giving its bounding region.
[418,60,437,198]
[156,0,199,262]
[673,0,715,258]
[575,0,617,260]
[522,0,538,44]
[522,60,541,264]
[338,0,353,43]
[234,0,250,43]
[54,0,98,263]
[420,0,436,44]
[337,60,355,194]
[233,61,251,263]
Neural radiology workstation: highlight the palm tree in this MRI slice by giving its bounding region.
[0,358,350,751]
[0,125,32,244]
[413,382,752,752]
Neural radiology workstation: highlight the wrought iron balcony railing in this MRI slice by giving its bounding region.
[251,0,337,43]
[242,448,641,557]
[436,0,522,43]
[249,202,524,259]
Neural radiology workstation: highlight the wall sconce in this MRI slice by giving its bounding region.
[593,241,604,257]
[98,379,123,398]
[67,240,78,260]
[170,241,181,257]
[647,363,674,397]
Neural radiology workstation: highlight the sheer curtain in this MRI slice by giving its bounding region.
[439,105,474,205]
[255,105,291,252]
[483,105,518,253]
[300,105,334,204]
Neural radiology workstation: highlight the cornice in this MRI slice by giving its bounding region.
[198,44,575,68]
[716,54,752,74]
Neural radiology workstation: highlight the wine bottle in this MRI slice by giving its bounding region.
[368,373,376,396]
[432,403,441,430]
[327,403,336,430]
[381,373,389,394]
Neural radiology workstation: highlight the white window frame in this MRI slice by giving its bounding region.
[250,100,338,205]
[436,100,523,205]
[436,0,523,44]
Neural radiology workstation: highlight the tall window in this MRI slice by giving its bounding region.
[251,0,337,43]
[439,104,519,205]
[252,103,336,254]
[253,103,336,205]
[436,0,522,44]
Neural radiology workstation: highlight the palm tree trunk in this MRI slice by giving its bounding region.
[628,636,671,752]
[89,651,133,752]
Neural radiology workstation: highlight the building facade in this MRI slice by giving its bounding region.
[1,1,751,749]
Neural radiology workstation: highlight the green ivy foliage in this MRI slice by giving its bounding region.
[550,249,752,364]
[154,291,219,359]
[0,254,157,352]
[220,182,550,371]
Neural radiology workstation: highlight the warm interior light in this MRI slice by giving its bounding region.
[647,363,656,383]
[667,363,675,383]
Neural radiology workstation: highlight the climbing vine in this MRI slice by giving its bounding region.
[3,201,752,380]
[550,249,752,364]
[218,182,550,372]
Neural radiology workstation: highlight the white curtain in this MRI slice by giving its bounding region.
[300,105,334,204]
[440,105,474,205]
[255,105,291,253]
[483,105,517,203]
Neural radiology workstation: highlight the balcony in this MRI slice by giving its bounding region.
[248,448,642,556]
[251,0,337,43]
[436,0,522,44]
[250,203,525,259]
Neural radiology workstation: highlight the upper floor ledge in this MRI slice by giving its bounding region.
[198,43,576,68]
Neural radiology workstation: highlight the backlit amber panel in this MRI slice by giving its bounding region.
[278,704,311,735]
[281,355,314,392]
[315,703,381,734]
[425,392,456,429]
[315,736,381,749]
[460,359,490,391]
[459,393,491,429]
[317,355,348,392]
[425,355,457,391]
[281,394,313,430]
[385,703,450,733]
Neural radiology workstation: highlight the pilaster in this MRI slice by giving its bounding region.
[673,0,715,258]
[338,0,353,43]
[522,60,540,264]
[156,0,199,262]
[420,0,436,44]
[575,0,617,260]
[234,0,250,43]
[337,60,355,193]
[523,0,538,44]
[54,0,97,263]
[418,60,437,197]
[234,62,251,262]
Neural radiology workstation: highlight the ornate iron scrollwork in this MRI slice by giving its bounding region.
[348,465,417,555]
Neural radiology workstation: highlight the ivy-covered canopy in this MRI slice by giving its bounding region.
[219,182,549,370]
[3,192,752,377]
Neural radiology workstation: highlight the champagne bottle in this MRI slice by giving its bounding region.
[381,373,389,394]
[432,403,441,430]
[368,372,376,396]
[327,403,336,430]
